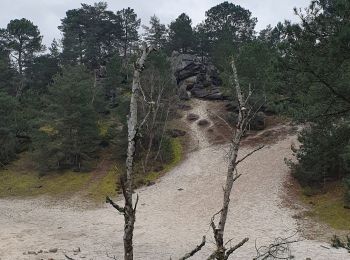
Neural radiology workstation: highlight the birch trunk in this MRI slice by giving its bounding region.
[211,58,249,260]
[107,43,155,260]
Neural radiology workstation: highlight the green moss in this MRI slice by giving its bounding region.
[301,184,350,230]
[0,137,183,200]
[41,172,91,195]
[0,169,90,198]
[165,138,183,170]
[88,166,119,201]
[141,137,183,184]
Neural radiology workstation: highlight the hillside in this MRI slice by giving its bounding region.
[0,99,349,260]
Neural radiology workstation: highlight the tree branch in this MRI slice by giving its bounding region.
[106,196,125,214]
[65,254,76,260]
[207,109,234,133]
[254,233,300,260]
[235,145,265,166]
[224,237,249,260]
[179,236,206,260]
[133,194,139,213]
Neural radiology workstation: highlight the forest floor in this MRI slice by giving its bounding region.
[0,99,349,260]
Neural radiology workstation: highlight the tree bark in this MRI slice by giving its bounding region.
[107,43,155,260]
[211,58,249,260]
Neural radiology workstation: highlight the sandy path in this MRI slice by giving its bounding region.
[0,100,349,260]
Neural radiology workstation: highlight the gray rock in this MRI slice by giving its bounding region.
[167,129,186,138]
[49,248,58,253]
[191,88,208,98]
[206,93,224,100]
[178,84,190,100]
[178,103,192,111]
[187,113,200,121]
[170,52,224,100]
[176,63,202,81]
[198,119,210,126]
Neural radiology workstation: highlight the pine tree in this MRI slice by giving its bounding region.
[168,13,194,53]
[59,2,122,69]
[117,7,141,59]
[0,18,44,96]
[0,91,18,166]
[37,66,99,171]
[143,15,167,48]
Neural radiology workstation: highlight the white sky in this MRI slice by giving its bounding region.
[0,0,310,46]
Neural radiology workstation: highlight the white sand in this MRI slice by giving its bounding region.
[0,100,348,260]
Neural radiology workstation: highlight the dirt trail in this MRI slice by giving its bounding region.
[0,100,349,260]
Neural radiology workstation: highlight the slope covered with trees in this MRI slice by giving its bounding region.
[0,0,349,217]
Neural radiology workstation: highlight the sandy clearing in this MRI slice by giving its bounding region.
[0,100,349,260]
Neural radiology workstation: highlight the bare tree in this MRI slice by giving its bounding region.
[106,53,263,260]
[139,62,177,172]
[106,43,156,260]
[205,57,267,260]
[176,57,264,260]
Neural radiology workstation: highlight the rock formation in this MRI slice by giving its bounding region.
[170,51,224,100]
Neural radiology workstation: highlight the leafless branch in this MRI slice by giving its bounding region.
[224,237,249,259]
[205,57,252,259]
[179,236,206,260]
[138,104,153,130]
[133,194,139,212]
[254,233,301,260]
[235,145,265,166]
[64,254,76,260]
[106,196,125,214]
[207,109,234,133]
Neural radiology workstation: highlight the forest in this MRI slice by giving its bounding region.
[0,0,350,259]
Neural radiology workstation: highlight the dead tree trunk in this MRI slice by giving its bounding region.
[106,43,155,260]
[177,57,265,260]
[209,58,251,260]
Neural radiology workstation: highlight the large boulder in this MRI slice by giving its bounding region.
[171,52,224,100]
[178,84,190,100]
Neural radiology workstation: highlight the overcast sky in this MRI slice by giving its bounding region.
[0,0,310,46]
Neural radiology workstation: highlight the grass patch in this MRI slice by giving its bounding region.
[301,183,350,230]
[87,166,119,201]
[0,153,110,199]
[0,137,183,200]
[0,169,90,198]
[165,138,183,170]
[135,137,184,186]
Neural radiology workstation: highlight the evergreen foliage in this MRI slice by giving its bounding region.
[36,66,99,171]
[168,13,194,53]
[0,91,18,166]
[0,1,349,209]
[143,15,167,48]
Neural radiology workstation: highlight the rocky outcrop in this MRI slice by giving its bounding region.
[171,52,224,100]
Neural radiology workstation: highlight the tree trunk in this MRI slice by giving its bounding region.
[211,58,249,260]
[107,43,155,260]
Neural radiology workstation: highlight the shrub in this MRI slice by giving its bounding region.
[290,122,350,187]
